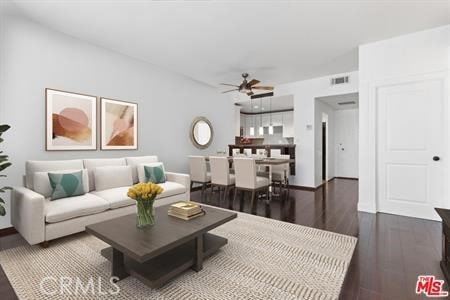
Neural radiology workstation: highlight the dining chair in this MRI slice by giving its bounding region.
[209,156,235,207]
[188,155,210,202]
[271,154,291,200]
[270,149,281,157]
[243,148,252,156]
[233,157,269,214]
[232,149,241,156]
[256,149,266,157]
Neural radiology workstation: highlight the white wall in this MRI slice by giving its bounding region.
[0,16,234,228]
[358,25,450,213]
[276,71,359,187]
[334,109,359,178]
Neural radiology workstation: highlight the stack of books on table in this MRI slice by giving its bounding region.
[168,201,205,220]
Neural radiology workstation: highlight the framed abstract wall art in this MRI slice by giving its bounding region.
[100,98,138,150]
[46,88,97,151]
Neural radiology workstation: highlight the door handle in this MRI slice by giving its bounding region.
[433,156,440,161]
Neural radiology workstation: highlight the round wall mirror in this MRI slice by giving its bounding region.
[190,117,213,149]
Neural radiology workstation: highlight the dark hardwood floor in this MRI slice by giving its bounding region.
[0,179,444,299]
[192,179,444,300]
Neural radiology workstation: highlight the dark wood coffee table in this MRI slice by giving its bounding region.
[86,204,237,288]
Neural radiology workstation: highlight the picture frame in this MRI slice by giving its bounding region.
[100,97,138,150]
[46,88,97,151]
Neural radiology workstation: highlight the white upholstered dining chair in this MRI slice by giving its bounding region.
[271,154,291,199]
[189,155,210,201]
[232,157,269,214]
[209,156,235,207]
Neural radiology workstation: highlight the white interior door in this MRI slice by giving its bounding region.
[377,79,445,220]
[335,109,359,178]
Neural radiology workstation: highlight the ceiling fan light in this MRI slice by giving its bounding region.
[259,126,264,135]
[249,127,255,136]
[268,125,274,135]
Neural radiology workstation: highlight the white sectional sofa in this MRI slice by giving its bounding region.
[11,156,190,245]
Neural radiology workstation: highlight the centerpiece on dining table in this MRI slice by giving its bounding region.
[127,182,163,228]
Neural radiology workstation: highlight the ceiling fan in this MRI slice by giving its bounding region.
[220,73,274,96]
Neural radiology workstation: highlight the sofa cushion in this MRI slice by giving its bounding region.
[157,181,187,199]
[45,193,109,223]
[92,187,135,209]
[137,162,166,183]
[94,166,133,191]
[26,160,84,190]
[83,158,127,191]
[34,169,89,198]
[48,170,85,200]
[125,156,158,183]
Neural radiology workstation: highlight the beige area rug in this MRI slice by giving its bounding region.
[0,212,357,300]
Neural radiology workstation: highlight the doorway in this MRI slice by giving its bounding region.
[322,122,326,181]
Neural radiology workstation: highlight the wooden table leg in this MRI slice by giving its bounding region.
[193,235,204,272]
[112,248,129,281]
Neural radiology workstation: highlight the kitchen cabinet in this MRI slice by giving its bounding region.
[283,111,294,137]
[271,112,283,126]
[240,111,294,137]
[241,114,257,137]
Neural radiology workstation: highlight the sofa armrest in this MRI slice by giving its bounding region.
[165,172,190,189]
[11,186,46,245]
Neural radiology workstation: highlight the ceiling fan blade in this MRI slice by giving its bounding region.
[247,79,261,86]
[222,89,239,93]
[252,86,274,90]
[220,83,239,87]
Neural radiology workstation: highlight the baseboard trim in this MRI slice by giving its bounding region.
[288,185,318,191]
[357,202,376,213]
[0,226,17,237]
[335,176,359,181]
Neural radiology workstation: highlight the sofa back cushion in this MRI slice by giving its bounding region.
[33,169,89,198]
[26,160,84,190]
[83,158,126,191]
[94,166,133,191]
[125,156,158,183]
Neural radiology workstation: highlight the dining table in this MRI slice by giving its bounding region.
[205,156,292,203]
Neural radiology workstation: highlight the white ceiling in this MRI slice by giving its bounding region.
[6,1,450,87]
[238,95,293,113]
[316,92,359,110]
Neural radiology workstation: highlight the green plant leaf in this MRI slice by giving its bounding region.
[0,125,10,133]
[0,156,8,163]
[0,204,5,216]
[0,197,4,204]
[0,137,3,143]
[0,187,12,193]
[0,162,11,172]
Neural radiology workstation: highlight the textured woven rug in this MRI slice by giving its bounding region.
[0,212,357,300]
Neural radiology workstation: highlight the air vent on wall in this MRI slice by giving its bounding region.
[331,76,349,85]
[338,101,356,105]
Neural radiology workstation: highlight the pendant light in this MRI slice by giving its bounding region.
[258,98,264,135]
[249,98,255,136]
[268,96,274,135]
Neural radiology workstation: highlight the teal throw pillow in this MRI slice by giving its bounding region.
[144,164,166,184]
[48,170,85,200]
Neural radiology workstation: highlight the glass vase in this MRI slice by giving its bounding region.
[136,198,156,228]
